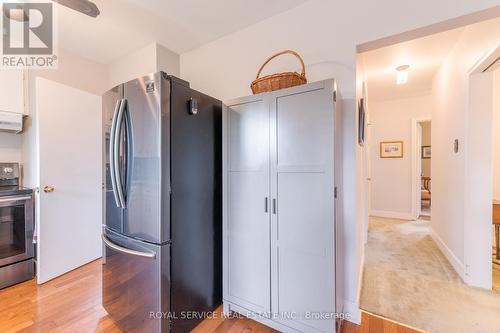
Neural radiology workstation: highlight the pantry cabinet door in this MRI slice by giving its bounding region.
[223,98,271,314]
[271,82,336,333]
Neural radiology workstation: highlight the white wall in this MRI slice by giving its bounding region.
[493,68,500,201]
[179,0,500,322]
[108,42,180,88]
[369,95,432,218]
[431,18,500,279]
[29,48,109,96]
[156,44,180,77]
[108,43,157,88]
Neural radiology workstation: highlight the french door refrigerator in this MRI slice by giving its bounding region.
[102,72,222,333]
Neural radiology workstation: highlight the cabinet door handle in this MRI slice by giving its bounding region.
[272,198,277,214]
[264,197,269,213]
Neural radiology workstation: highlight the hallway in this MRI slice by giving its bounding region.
[360,217,500,333]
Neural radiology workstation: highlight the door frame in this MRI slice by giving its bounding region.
[411,117,431,220]
[463,44,500,289]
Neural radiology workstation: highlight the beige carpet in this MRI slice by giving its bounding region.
[360,216,500,333]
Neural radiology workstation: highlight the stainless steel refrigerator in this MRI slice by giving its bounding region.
[102,72,222,333]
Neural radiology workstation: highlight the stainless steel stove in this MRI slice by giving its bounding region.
[0,163,34,289]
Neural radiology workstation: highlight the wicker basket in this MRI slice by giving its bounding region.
[251,50,307,94]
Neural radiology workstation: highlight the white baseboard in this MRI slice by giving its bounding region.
[341,226,365,326]
[430,228,465,281]
[343,300,360,324]
[370,210,413,221]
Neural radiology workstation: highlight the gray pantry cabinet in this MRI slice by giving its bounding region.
[222,79,342,333]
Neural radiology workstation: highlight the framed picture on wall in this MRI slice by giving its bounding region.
[358,98,366,146]
[422,146,431,159]
[380,141,404,158]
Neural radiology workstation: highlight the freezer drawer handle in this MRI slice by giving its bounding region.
[102,234,156,259]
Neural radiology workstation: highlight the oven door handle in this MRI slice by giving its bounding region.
[0,195,32,203]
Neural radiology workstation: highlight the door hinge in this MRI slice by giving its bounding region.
[334,186,338,199]
[333,91,337,102]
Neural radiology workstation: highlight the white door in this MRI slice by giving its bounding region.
[35,77,102,284]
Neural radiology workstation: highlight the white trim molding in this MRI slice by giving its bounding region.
[343,300,361,325]
[430,228,465,281]
[461,44,499,289]
[370,210,413,221]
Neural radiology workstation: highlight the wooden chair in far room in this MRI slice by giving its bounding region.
[492,201,500,260]
[421,177,431,206]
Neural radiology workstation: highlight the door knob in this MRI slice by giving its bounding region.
[43,185,55,193]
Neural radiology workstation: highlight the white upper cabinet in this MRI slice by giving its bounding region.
[0,70,25,114]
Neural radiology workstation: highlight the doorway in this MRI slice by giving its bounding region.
[357,16,500,333]
[414,120,431,220]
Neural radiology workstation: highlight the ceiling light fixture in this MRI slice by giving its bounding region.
[396,65,409,85]
[52,0,100,18]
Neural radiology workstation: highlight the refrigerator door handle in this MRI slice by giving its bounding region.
[114,99,127,208]
[109,99,123,208]
[102,234,156,259]
[123,100,133,206]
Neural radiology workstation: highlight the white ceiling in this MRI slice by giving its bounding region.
[361,28,465,102]
[54,0,310,64]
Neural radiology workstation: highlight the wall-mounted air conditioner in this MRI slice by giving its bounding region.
[0,111,23,133]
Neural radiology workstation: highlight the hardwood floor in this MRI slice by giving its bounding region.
[0,259,120,333]
[0,259,421,333]
[191,307,280,333]
[358,313,423,333]
[193,309,423,333]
